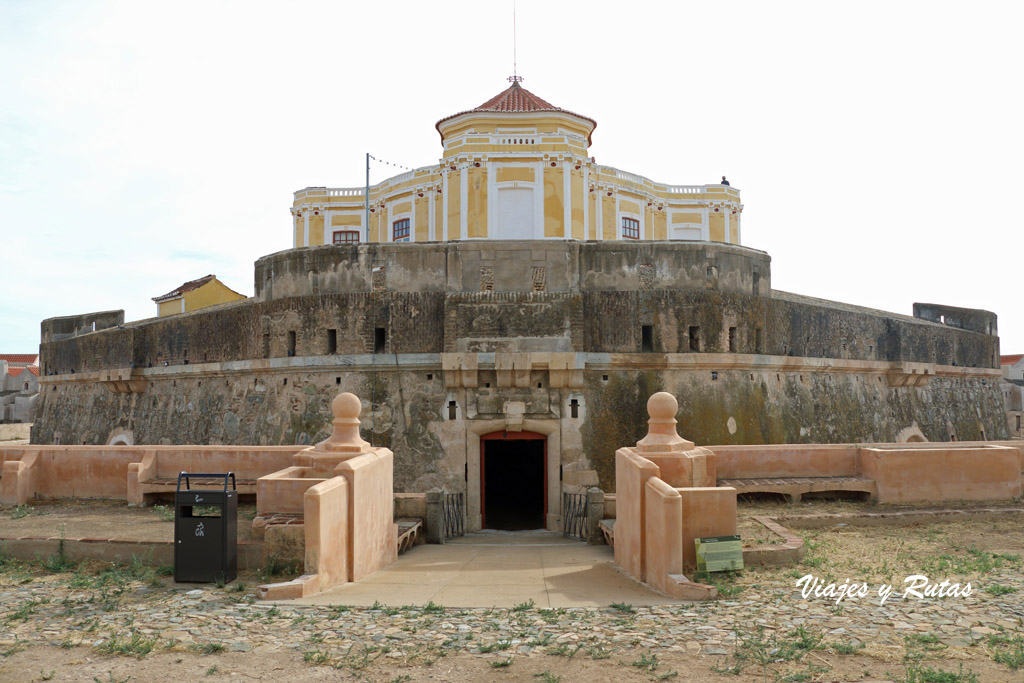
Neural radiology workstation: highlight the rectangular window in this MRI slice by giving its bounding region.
[689,326,700,352]
[287,331,296,356]
[622,217,640,240]
[327,329,337,354]
[641,325,653,352]
[728,327,737,353]
[374,327,386,353]
[333,230,360,244]
[392,218,410,242]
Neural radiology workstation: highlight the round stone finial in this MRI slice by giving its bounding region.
[636,391,693,452]
[647,392,678,421]
[332,392,362,421]
[311,391,370,454]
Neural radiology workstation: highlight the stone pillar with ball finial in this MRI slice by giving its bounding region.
[292,392,375,475]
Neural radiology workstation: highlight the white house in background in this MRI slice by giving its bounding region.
[0,354,40,423]
[1000,354,1024,438]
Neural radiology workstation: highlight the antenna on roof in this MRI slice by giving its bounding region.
[508,1,523,84]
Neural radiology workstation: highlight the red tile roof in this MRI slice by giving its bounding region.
[7,366,38,377]
[1001,354,1024,366]
[0,354,38,364]
[152,274,216,302]
[435,82,597,144]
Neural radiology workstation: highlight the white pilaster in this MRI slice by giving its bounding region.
[460,166,468,239]
[534,160,544,239]
[563,160,572,239]
[303,211,309,246]
[582,166,589,240]
[486,160,497,240]
[429,191,435,241]
[442,172,449,241]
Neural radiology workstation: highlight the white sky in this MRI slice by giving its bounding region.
[2,0,1022,354]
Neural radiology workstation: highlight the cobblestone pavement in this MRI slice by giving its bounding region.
[1,561,1022,681]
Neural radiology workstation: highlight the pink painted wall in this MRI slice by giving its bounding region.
[860,446,1022,503]
[712,444,859,479]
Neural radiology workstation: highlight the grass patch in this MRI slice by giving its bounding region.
[712,625,824,678]
[151,505,174,522]
[258,554,302,581]
[988,633,1024,669]
[609,602,635,614]
[489,657,513,668]
[189,642,225,655]
[512,599,535,612]
[95,630,158,658]
[902,661,978,682]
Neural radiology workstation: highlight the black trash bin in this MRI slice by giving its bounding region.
[174,472,237,583]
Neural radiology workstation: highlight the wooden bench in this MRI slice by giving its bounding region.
[127,447,302,506]
[396,518,422,553]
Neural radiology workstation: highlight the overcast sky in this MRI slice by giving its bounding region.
[2,0,1022,354]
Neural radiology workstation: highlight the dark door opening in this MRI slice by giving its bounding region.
[481,432,546,530]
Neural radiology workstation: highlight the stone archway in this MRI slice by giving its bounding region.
[106,428,134,446]
[895,424,927,444]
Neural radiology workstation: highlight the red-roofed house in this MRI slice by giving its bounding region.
[152,274,246,317]
[1,354,39,422]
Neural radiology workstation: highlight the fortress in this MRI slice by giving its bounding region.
[33,81,1005,531]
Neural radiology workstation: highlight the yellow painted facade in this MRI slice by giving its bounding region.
[153,277,246,318]
[291,82,742,247]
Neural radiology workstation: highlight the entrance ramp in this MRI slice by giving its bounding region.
[283,531,679,608]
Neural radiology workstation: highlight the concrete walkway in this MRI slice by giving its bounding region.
[288,530,677,608]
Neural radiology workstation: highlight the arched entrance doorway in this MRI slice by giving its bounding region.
[480,431,547,530]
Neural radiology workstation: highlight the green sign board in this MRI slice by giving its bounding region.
[695,534,744,573]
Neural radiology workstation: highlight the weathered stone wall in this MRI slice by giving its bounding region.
[31,359,1008,493]
[33,239,1008,494]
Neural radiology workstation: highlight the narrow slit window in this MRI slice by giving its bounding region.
[570,398,580,418]
[755,327,763,354]
[287,331,296,356]
[447,400,457,420]
[728,327,737,353]
[688,326,700,352]
[327,329,337,354]
[753,272,760,296]
[374,327,386,353]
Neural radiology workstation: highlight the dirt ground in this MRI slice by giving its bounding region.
[2,497,1023,681]
[3,643,1016,682]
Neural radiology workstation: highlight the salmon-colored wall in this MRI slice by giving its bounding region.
[860,447,1021,503]
[614,448,659,581]
[304,476,349,588]
[336,450,397,581]
[643,477,683,586]
[712,445,859,479]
